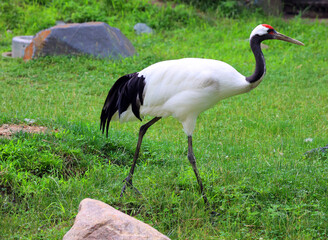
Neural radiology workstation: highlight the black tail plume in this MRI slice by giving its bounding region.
[100,73,145,137]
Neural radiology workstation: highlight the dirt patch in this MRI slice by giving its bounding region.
[0,124,50,138]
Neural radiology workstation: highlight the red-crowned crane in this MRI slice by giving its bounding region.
[100,24,304,208]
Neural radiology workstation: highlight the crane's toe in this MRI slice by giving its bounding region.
[120,177,141,197]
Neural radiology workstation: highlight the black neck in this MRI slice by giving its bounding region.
[246,35,267,83]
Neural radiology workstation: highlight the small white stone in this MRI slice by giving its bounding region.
[304,138,313,143]
[24,118,36,124]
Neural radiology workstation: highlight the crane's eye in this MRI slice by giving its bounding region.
[268,29,275,34]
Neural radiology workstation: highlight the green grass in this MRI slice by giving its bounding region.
[1,1,328,239]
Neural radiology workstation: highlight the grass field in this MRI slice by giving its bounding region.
[1,1,328,239]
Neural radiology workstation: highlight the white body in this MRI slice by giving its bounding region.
[115,58,257,136]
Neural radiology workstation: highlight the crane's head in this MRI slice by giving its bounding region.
[250,24,304,46]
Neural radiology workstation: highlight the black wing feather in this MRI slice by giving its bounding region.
[100,72,146,137]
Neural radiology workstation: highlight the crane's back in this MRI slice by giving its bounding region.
[138,58,250,119]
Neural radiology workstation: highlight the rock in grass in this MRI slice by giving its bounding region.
[24,22,135,60]
[134,23,153,35]
[305,144,328,155]
[63,198,170,240]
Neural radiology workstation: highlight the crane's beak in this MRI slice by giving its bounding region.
[274,32,304,46]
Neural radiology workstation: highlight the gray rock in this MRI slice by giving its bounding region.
[305,145,328,155]
[63,198,170,240]
[24,22,135,60]
[134,23,153,35]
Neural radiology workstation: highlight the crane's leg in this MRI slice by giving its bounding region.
[187,135,210,208]
[120,117,161,197]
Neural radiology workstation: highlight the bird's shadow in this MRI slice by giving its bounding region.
[100,137,169,167]
[101,142,135,166]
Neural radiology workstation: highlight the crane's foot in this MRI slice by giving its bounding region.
[204,201,219,217]
[210,210,219,217]
[202,194,220,217]
[120,177,141,197]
